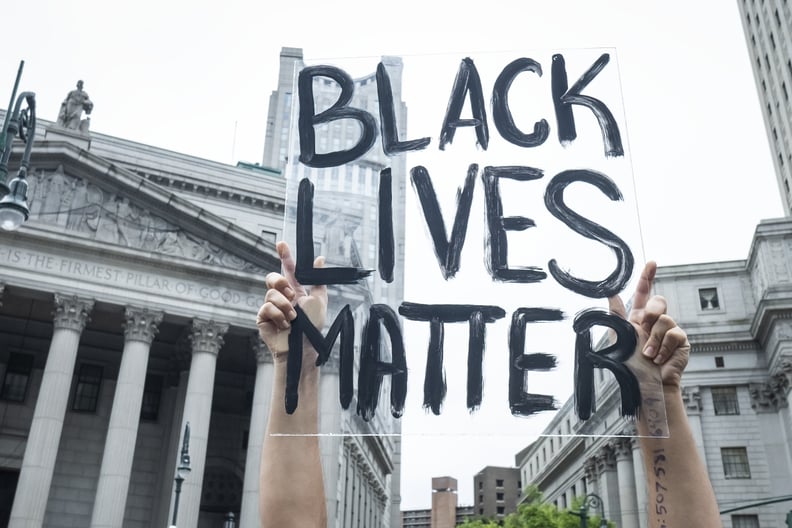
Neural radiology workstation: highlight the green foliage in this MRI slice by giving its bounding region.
[458,493,615,528]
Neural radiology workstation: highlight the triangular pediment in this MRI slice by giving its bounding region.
[18,140,280,274]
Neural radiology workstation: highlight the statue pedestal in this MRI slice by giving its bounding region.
[45,125,91,150]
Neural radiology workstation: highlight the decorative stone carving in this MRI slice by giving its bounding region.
[583,457,598,480]
[770,358,792,398]
[613,436,635,460]
[52,293,93,332]
[250,334,273,364]
[189,319,228,355]
[56,80,93,133]
[595,445,616,473]
[26,167,266,274]
[682,385,703,414]
[123,307,163,345]
[749,381,787,412]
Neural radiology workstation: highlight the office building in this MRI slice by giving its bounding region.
[737,0,792,214]
[472,466,521,520]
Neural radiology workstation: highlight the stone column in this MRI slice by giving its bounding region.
[90,307,162,528]
[682,385,707,469]
[631,434,648,528]
[583,456,599,497]
[169,319,227,528]
[595,444,620,524]
[238,337,274,528]
[614,436,639,528]
[9,294,93,528]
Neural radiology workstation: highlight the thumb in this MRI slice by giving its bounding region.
[608,294,627,319]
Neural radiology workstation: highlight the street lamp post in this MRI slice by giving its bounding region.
[223,512,236,528]
[569,493,609,528]
[0,60,35,231]
[170,422,192,528]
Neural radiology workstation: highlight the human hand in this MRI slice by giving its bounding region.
[256,241,327,361]
[609,261,690,390]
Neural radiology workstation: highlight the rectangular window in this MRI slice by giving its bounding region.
[72,364,103,412]
[721,447,751,479]
[496,479,504,487]
[496,506,505,515]
[771,32,776,49]
[1,353,34,402]
[712,386,740,415]
[571,484,577,499]
[496,492,504,501]
[140,374,163,421]
[783,82,789,101]
[776,9,781,25]
[715,356,725,368]
[731,514,759,528]
[699,287,720,310]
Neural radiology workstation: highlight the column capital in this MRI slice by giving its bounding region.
[681,385,703,414]
[612,437,635,460]
[124,307,164,345]
[749,380,788,413]
[250,334,273,364]
[583,456,599,480]
[53,293,94,332]
[189,319,228,355]
[596,444,616,473]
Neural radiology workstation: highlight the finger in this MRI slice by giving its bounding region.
[263,289,298,321]
[309,255,328,306]
[629,261,657,318]
[264,272,295,302]
[277,241,307,298]
[257,301,293,330]
[641,312,675,362]
[639,295,667,337]
[654,326,689,366]
[608,294,627,319]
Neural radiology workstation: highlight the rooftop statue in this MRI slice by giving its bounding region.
[56,80,93,133]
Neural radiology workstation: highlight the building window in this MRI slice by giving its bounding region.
[712,386,740,415]
[479,481,483,490]
[776,8,781,25]
[721,447,751,479]
[479,508,484,515]
[1,353,34,402]
[784,82,789,101]
[765,53,771,71]
[496,479,504,487]
[72,364,103,412]
[715,356,725,368]
[479,494,483,503]
[496,492,504,501]
[770,32,776,49]
[496,506,505,515]
[571,484,577,499]
[731,514,760,528]
[699,288,720,310]
[140,374,163,421]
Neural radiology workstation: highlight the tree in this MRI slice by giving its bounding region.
[458,487,615,528]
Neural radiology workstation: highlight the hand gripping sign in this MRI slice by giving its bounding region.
[276,49,667,439]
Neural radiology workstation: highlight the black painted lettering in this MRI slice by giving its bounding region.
[376,62,431,155]
[298,65,378,168]
[508,308,563,416]
[439,58,489,151]
[572,309,640,420]
[285,304,355,414]
[551,53,624,157]
[398,302,506,414]
[357,304,408,421]
[482,166,547,283]
[410,164,477,280]
[544,169,634,298]
[378,168,395,283]
[492,58,549,148]
[295,178,373,285]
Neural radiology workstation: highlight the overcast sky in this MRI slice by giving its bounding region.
[3,0,784,512]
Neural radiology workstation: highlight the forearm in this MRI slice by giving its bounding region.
[638,387,720,528]
[260,354,327,527]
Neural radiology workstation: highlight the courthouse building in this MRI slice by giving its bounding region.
[518,217,792,528]
[0,106,287,527]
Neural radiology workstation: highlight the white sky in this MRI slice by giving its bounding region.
[3,0,784,512]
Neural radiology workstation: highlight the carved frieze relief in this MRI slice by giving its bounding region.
[26,166,265,274]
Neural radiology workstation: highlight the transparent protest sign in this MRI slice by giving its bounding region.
[278,49,667,439]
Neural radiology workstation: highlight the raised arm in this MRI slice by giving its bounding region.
[610,262,720,528]
[256,241,328,528]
